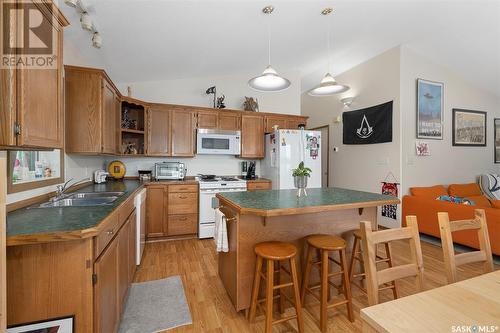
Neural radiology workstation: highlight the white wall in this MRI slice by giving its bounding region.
[302,47,402,227]
[302,47,401,192]
[116,71,302,115]
[400,46,500,194]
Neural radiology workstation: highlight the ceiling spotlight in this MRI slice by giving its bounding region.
[92,32,102,49]
[340,97,354,108]
[80,12,93,31]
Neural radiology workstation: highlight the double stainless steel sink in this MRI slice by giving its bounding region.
[35,191,125,208]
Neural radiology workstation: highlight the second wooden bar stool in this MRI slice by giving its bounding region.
[301,234,354,332]
[348,229,398,299]
[248,241,304,333]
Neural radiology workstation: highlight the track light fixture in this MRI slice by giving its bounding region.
[80,12,93,31]
[64,0,102,48]
[92,32,102,49]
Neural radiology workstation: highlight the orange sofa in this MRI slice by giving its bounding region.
[402,183,500,256]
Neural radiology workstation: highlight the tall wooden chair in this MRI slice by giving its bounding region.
[438,209,494,284]
[359,217,424,306]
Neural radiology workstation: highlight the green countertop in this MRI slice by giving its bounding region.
[7,180,143,239]
[217,187,399,216]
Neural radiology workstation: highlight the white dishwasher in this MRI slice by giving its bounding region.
[135,188,147,265]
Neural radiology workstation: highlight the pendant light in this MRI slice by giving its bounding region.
[308,8,349,96]
[248,6,291,92]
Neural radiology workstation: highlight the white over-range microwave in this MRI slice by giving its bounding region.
[196,129,241,155]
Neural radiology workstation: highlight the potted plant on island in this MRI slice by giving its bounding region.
[292,161,312,197]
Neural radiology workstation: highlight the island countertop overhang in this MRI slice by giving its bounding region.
[216,187,400,217]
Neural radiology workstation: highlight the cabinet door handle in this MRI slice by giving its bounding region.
[106,230,114,236]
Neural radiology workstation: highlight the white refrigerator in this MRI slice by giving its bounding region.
[261,129,322,190]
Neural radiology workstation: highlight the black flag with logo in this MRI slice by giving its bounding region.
[342,101,393,145]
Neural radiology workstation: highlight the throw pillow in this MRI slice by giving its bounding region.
[448,183,482,197]
[411,185,447,199]
[436,195,475,205]
[479,174,500,200]
[490,200,500,209]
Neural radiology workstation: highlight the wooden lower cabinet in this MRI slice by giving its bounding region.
[94,210,136,333]
[247,180,272,191]
[146,185,168,238]
[94,237,119,333]
[146,183,199,239]
[168,214,198,235]
[7,196,138,333]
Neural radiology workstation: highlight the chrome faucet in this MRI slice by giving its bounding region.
[53,177,91,201]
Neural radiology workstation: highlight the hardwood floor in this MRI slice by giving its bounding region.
[134,238,499,333]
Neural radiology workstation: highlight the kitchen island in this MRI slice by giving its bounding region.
[216,187,399,311]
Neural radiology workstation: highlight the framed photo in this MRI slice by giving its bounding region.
[495,118,500,163]
[417,78,444,140]
[452,109,487,146]
[7,316,74,333]
[415,140,431,156]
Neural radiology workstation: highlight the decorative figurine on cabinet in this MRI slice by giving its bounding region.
[243,96,259,112]
[216,95,226,109]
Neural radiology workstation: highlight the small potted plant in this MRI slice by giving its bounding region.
[292,161,312,197]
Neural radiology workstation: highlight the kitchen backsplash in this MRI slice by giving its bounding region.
[105,155,261,177]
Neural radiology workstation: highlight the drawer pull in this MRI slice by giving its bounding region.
[179,217,188,221]
[179,195,188,199]
[106,230,114,236]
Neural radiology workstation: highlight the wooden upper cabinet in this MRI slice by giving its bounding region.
[171,109,196,157]
[219,111,241,131]
[101,79,118,154]
[286,117,308,130]
[197,111,218,129]
[0,3,68,149]
[147,106,170,156]
[240,114,265,159]
[65,66,120,154]
[265,115,288,133]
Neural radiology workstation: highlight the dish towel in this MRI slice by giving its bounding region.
[214,209,229,252]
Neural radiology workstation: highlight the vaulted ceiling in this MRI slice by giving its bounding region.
[60,0,500,96]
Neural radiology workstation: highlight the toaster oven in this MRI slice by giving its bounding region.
[155,162,186,180]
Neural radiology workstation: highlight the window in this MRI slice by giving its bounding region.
[8,149,64,193]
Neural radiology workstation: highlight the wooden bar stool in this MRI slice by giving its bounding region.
[348,229,398,299]
[301,234,353,332]
[248,241,304,333]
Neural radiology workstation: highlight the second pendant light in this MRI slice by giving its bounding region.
[308,8,349,96]
[248,5,291,92]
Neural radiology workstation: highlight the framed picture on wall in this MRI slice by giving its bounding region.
[417,78,444,140]
[452,109,487,146]
[495,118,500,163]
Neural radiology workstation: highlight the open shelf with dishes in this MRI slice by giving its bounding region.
[120,100,147,155]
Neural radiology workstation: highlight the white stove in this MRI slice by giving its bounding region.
[198,176,246,239]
